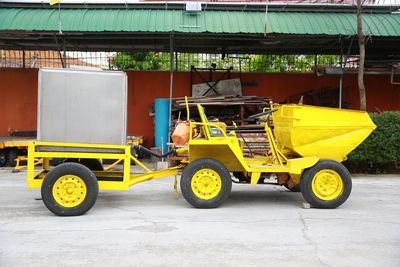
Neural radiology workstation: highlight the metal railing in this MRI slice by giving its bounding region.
[0,50,353,73]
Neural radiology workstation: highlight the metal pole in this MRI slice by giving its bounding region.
[58,2,62,35]
[168,34,174,143]
[339,76,343,109]
[63,37,66,68]
[175,51,178,71]
[314,54,317,74]
[54,34,65,68]
[22,48,25,69]
[339,40,343,109]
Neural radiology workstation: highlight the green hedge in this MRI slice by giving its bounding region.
[344,111,400,173]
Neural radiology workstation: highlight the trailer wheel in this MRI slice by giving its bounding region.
[181,158,232,208]
[64,158,104,171]
[300,159,352,209]
[41,162,99,216]
[50,158,63,166]
[6,149,19,167]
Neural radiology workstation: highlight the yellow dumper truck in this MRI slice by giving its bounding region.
[179,103,376,210]
[27,101,376,216]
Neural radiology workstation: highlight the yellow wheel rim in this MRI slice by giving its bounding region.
[191,168,222,200]
[52,175,87,207]
[311,169,343,201]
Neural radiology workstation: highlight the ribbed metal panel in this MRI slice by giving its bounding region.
[1,8,400,36]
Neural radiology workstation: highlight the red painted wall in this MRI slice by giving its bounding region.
[0,68,38,136]
[1,68,399,147]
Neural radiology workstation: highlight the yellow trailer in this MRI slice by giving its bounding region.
[26,101,376,216]
[27,141,182,216]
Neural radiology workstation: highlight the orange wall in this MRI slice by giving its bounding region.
[0,68,38,136]
[1,68,399,147]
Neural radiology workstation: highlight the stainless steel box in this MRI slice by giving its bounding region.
[37,68,127,147]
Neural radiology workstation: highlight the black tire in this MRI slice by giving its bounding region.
[181,158,232,209]
[50,158,63,166]
[41,162,99,216]
[0,150,6,167]
[6,149,19,167]
[300,159,352,209]
[64,158,104,171]
[284,183,301,192]
[80,159,104,171]
[233,172,248,182]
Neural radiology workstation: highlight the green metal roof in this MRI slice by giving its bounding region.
[1,8,400,36]
[1,7,400,56]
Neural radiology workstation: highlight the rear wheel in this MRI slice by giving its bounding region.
[181,158,232,208]
[41,162,99,216]
[300,159,352,209]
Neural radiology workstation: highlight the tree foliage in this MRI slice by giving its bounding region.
[249,54,341,72]
[110,52,170,70]
[110,52,341,73]
[344,111,400,173]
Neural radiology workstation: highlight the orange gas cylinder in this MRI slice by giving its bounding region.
[172,122,190,145]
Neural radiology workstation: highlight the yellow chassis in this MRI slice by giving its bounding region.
[0,137,32,149]
[187,121,320,185]
[13,136,144,171]
[184,104,321,185]
[27,104,324,191]
[27,141,181,190]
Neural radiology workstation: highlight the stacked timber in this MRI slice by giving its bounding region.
[171,95,272,128]
[173,95,271,108]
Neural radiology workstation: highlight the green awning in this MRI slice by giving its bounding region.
[1,8,400,36]
[1,5,400,56]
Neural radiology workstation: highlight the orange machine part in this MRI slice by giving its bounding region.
[172,122,190,145]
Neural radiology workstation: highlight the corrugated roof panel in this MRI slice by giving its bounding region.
[1,8,400,36]
[214,11,224,32]
[363,14,379,36]
[364,13,396,36]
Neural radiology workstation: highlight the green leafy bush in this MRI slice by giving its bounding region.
[344,111,400,173]
[110,52,170,70]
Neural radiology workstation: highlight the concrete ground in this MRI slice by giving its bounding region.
[0,165,399,267]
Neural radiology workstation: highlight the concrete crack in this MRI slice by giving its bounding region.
[300,214,331,267]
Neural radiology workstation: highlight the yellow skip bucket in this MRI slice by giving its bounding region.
[272,104,377,162]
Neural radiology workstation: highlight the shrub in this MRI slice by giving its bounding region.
[344,111,400,173]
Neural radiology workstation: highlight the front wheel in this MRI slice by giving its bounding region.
[41,162,99,216]
[300,159,352,209]
[181,158,232,208]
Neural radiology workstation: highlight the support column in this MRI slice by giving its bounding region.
[168,33,174,143]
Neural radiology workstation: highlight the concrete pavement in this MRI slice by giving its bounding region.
[0,167,399,266]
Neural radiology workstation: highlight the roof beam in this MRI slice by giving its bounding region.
[1,1,399,13]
